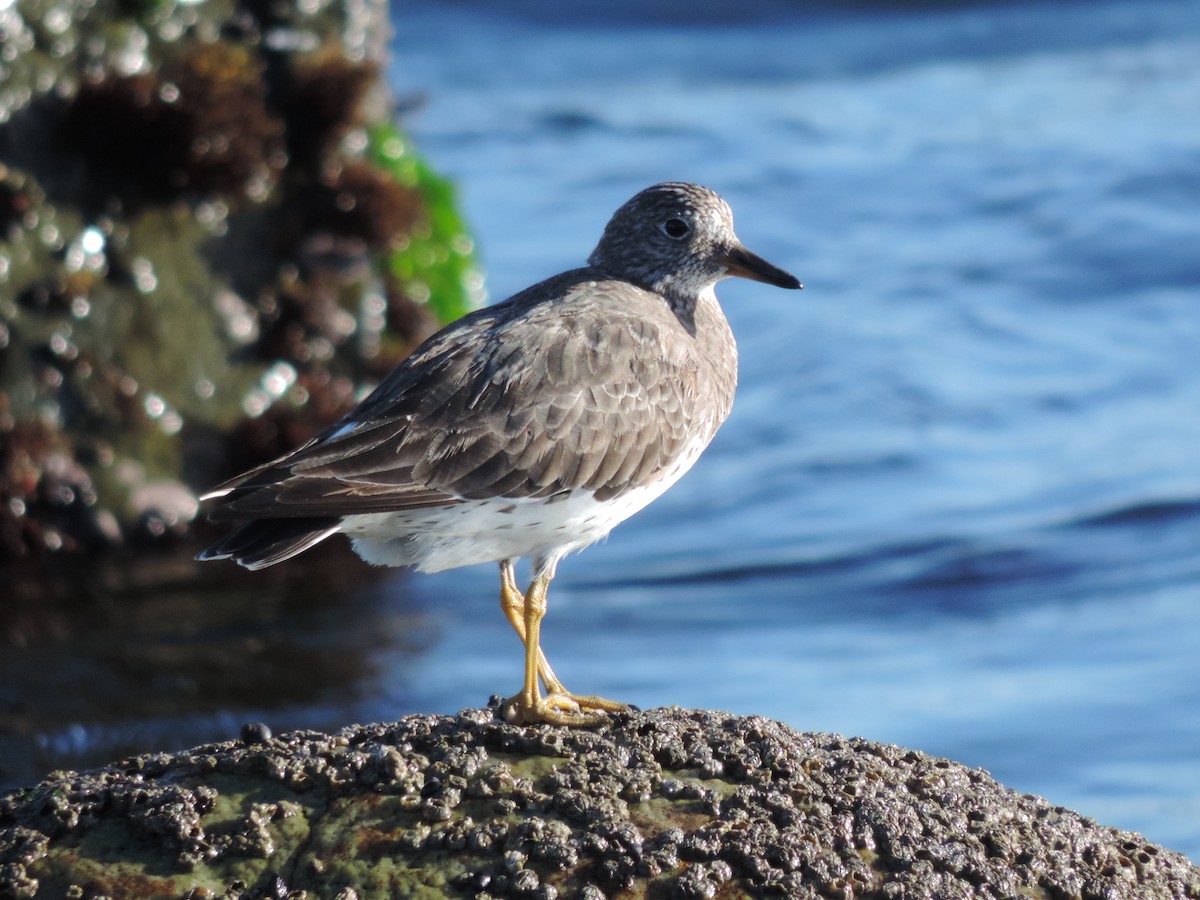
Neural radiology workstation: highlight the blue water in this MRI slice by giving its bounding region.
[378,0,1200,860]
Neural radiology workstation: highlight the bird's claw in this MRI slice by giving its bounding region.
[500,690,630,727]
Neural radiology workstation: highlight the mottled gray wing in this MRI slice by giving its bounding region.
[207,271,707,521]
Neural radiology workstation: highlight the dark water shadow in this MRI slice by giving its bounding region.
[0,541,431,788]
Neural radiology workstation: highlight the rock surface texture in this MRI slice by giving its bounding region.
[1,707,1196,899]
[0,0,480,563]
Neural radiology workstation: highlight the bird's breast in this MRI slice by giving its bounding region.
[689,290,738,427]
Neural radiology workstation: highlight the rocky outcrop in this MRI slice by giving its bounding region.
[0,0,481,564]
[1,707,1195,898]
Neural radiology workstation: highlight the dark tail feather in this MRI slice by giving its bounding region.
[197,518,342,571]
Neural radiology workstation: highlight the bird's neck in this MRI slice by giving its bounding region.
[659,281,726,340]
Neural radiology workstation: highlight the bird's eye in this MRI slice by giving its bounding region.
[660,217,691,239]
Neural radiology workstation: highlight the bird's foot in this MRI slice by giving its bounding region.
[500,689,630,727]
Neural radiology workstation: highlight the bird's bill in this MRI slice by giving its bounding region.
[719,245,803,290]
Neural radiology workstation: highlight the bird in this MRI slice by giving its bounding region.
[198,182,802,726]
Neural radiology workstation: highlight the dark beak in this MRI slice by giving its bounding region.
[718,245,803,290]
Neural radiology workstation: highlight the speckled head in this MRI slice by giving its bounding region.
[587,182,802,307]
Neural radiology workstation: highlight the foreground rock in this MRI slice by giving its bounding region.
[1,707,1195,899]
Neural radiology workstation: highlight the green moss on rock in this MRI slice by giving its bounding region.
[369,123,484,326]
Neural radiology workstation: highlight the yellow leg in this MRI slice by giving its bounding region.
[498,564,629,727]
[499,560,564,692]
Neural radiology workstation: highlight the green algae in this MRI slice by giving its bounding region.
[368,122,485,326]
[301,794,475,898]
[26,773,325,898]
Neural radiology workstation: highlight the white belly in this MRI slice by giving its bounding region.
[341,433,710,574]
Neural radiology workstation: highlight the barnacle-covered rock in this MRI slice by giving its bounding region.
[0,0,482,566]
[1,708,1196,898]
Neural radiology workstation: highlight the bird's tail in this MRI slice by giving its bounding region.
[196,518,342,571]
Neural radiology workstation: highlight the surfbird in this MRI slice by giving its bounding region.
[198,182,802,726]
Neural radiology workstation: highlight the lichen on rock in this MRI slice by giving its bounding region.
[1,708,1196,898]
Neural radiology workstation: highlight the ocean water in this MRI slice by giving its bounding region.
[383,0,1200,859]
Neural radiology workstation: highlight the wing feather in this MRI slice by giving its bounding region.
[203,269,733,523]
